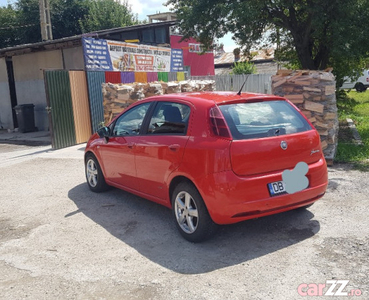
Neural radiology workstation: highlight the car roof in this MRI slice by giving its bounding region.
[145,91,286,105]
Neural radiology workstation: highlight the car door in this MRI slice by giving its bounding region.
[135,101,191,200]
[98,102,152,191]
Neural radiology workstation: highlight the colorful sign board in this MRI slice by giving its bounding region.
[188,43,212,54]
[82,37,177,72]
[82,38,112,71]
[170,49,184,72]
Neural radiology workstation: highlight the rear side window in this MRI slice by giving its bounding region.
[219,100,312,140]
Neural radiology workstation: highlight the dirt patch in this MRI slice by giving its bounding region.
[0,218,39,244]
[314,237,368,292]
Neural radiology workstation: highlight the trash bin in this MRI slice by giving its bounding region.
[14,104,36,133]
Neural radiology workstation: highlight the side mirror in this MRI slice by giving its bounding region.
[97,126,110,141]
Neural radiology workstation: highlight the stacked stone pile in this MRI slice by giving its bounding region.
[272,70,338,165]
[102,80,215,124]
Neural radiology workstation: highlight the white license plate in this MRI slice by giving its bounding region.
[268,181,286,196]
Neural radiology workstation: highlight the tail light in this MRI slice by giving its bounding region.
[209,106,232,140]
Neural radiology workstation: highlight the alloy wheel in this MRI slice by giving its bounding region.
[86,159,98,188]
[174,191,199,234]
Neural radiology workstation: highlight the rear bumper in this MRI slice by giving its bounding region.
[196,158,328,224]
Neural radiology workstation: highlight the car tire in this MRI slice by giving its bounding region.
[355,82,367,92]
[85,154,109,193]
[172,182,218,242]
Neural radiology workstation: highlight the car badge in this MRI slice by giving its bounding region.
[280,141,288,150]
[311,149,320,155]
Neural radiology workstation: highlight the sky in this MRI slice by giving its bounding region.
[0,0,237,52]
[128,0,237,52]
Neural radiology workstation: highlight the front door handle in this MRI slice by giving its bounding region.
[127,142,135,149]
[169,144,180,151]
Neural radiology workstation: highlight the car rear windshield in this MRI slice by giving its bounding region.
[218,100,312,140]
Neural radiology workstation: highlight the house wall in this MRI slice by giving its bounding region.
[254,61,279,75]
[63,46,85,70]
[215,62,279,76]
[0,58,13,129]
[170,35,215,76]
[13,50,64,131]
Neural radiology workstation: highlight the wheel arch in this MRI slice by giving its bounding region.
[168,174,217,221]
[84,150,95,162]
[84,150,110,192]
[169,175,218,242]
[169,176,198,207]
[84,150,106,178]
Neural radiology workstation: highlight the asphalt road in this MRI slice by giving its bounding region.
[0,144,368,299]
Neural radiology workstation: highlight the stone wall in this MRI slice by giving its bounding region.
[272,70,338,165]
[102,80,215,124]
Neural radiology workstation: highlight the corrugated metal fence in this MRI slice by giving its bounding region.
[69,71,92,144]
[86,72,105,133]
[191,74,273,94]
[44,71,273,149]
[44,70,76,149]
[45,70,94,149]
[44,70,189,149]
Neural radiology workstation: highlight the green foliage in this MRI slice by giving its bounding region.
[0,0,138,48]
[231,61,256,75]
[15,0,41,44]
[335,90,369,169]
[79,0,137,33]
[167,0,369,86]
[0,5,21,47]
[51,0,90,39]
[336,90,359,115]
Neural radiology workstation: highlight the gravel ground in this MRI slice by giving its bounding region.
[0,144,368,300]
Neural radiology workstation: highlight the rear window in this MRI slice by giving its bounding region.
[218,100,312,140]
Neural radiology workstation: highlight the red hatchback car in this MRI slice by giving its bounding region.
[85,92,328,242]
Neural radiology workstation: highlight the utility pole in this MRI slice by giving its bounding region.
[39,0,53,41]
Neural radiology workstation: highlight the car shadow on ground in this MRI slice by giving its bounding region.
[68,183,320,275]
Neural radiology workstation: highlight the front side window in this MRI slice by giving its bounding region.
[112,103,151,136]
[219,100,312,140]
[147,102,190,135]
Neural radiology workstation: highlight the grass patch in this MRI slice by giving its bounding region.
[336,90,369,170]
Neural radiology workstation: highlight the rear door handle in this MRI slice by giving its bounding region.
[127,142,135,149]
[169,144,180,151]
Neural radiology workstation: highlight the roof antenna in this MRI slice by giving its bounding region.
[237,75,249,95]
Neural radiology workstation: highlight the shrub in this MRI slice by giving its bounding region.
[231,61,256,75]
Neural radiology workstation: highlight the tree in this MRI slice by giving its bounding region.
[213,41,224,56]
[167,0,369,85]
[79,0,137,33]
[0,5,21,48]
[0,0,138,48]
[51,0,90,39]
[14,0,41,45]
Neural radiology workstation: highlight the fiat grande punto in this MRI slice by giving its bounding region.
[85,92,328,242]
